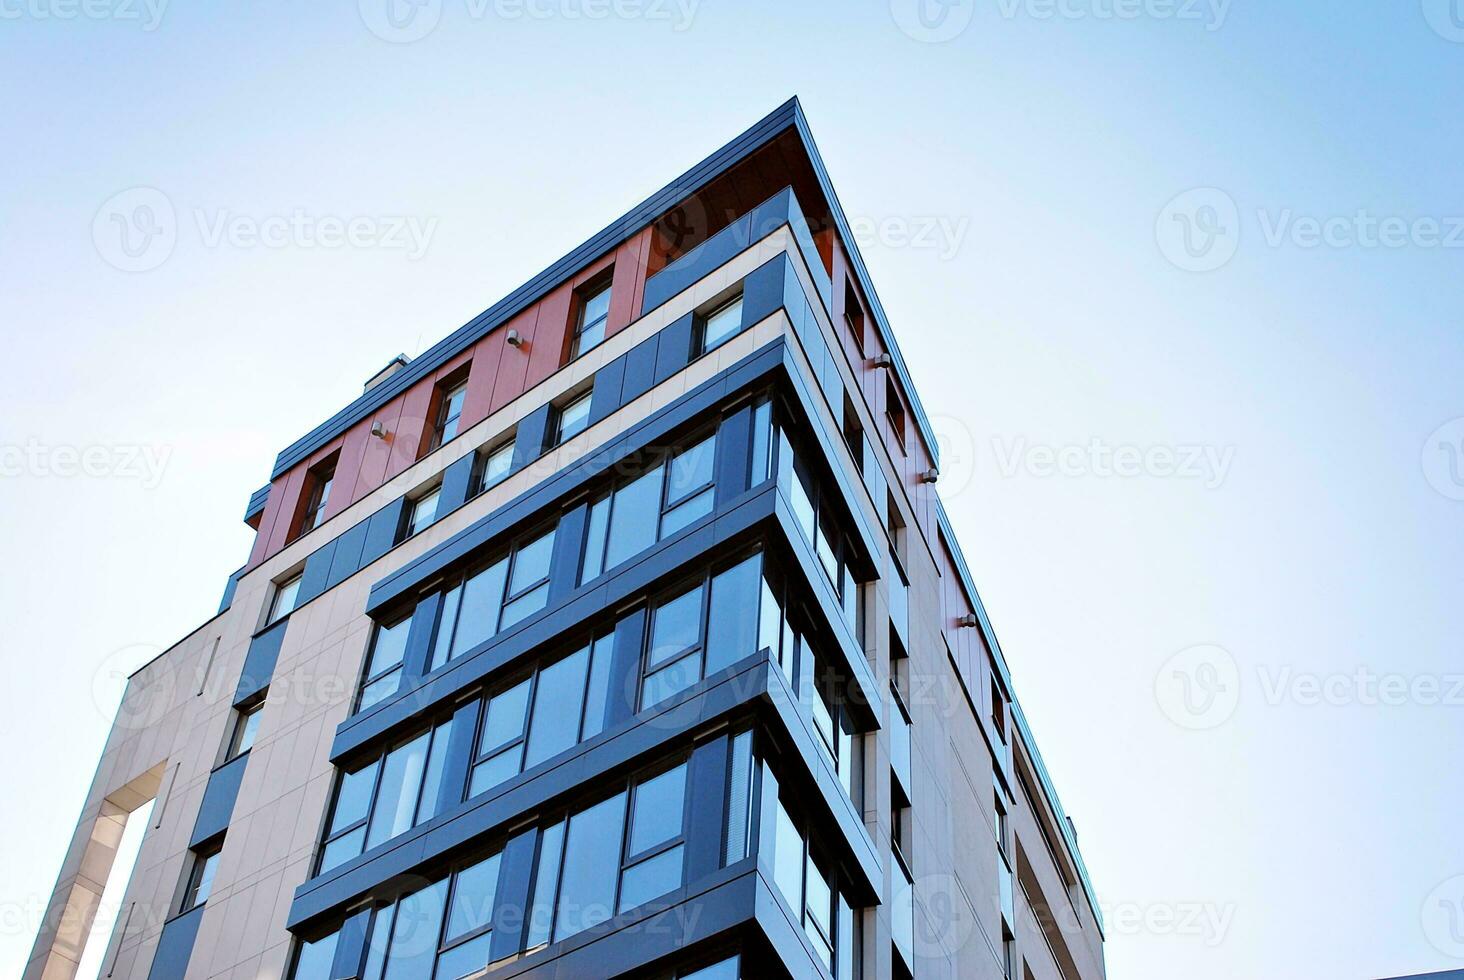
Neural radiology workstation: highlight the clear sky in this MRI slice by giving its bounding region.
[1,3,1460,978]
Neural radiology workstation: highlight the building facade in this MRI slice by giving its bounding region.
[27,100,1105,980]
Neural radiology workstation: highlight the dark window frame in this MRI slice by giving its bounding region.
[472,437,516,497]
[292,454,338,541]
[693,292,745,358]
[224,699,264,762]
[179,841,222,913]
[425,368,472,456]
[567,273,614,363]
[551,389,593,447]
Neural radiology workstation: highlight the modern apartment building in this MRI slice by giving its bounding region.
[27,99,1105,980]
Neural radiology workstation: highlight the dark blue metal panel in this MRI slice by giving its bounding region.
[244,483,271,524]
[297,538,337,607]
[217,565,245,615]
[641,210,754,316]
[490,827,539,962]
[588,353,626,426]
[361,498,406,569]
[399,591,443,685]
[145,904,206,980]
[326,519,371,590]
[653,313,693,385]
[330,907,372,980]
[189,752,248,848]
[546,503,586,606]
[235,618,288,706]
[712,404,751,508]
[434,699,481,817]
[603,606,647,732]
[439,452,476,515]
[512,404,551,471]
[620,334,660,406]
[684,737,729,883]
[737,253,789,329]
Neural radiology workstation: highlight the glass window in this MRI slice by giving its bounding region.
[379,879,447,980]
[680,957,741,980]
[697,295,743,355]
[805,852,834,969]
[571,280,612,360]
[180,846,220,912]
[430,381,468,452]
[642,583,704,710]
[704,554,761,676]
[445,851,501,942]
[225,702,263,761]
[525,820,564,949]
[627,764,686,856]
[350,716,451,855]
[724,730,754,866]
[524,646,589,769]
[501,528,555,629]
[661,433,716,536]
[404,486,441,539]
[359,615,411,711]
[750,399,772,485]
[580,494,611,583]
[476,440,514,494]
[581,632,614,741]
[296,459,336,537]
[268,574,302,624]
[449,558,508,661]
[772,798,804,914]
[319,758,379,873]
[601,465,662,574]
[554,392,592,445]
[553,791,627,942]
[290,930,339,980]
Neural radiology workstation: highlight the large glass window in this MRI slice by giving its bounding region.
[779,430,862,639]
[528,761,689,947]
[581,430,718,585]
[429,379,469,453]
[466,632,614,798]
[317,717,455,873]
[290,930,339,980]
[358,614,411,711]
[428,525,558,671]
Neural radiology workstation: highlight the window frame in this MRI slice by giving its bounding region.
[616,759,691,914]
[401,483,442,541]
[694,293,745,357]
[884,376,908,453]
[224,700,264,762]
[429,521,559,670]
[356,612,412,712]
[293,455,337,540]
[552,390,593,447]
[473,437,516,496]
[179,842,222,913]
[568,275,613,362]
[267,573,302,625]
[426,371,471,456]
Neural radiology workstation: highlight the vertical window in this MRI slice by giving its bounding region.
[401,485,441,540]
[885,376,907,452]
[991,678,1007,743]
[474,439,515,495]
[430,524,558,669]
[805,851,834,969]
[290,930,340,980]
[703,553,761,675]
[552,391,592,446]
[552,790,627,942]
[723,730,754,866]
[750,398,773,486]
[180,843,221,912]
[427,375,470,454]
[660,432,717,536]
[842,398,864,475]
[641,582,706,710]
[618,763,688,913]
[294,456,337,539]
[844,281,866,356]
[268,573,302,625]
[437,851,501,979]
[318,759,378,872]
[499,526,555,628]
[224,701,263,761]
[358,615,411,711]
[569,277,612,361]
[696,294,744,356]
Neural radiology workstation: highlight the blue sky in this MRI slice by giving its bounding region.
[2,3,1462,978]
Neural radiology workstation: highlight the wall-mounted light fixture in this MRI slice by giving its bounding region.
[370,421,388,440]
[506,329,525,349]
[919,467,939,484]
[868,353,893,369]
[956,614,979,628]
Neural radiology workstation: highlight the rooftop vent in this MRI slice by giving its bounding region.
[364,354,411,392]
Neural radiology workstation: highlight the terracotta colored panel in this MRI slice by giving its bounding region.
[525,282,573,389]
[489,307,538,414]
[328,419,373,518]
[261,466,308,558]
[384,380,435,482]
[247,474,289,568]
[605,239,642,339]
[353,398,405,503]
[461,333,506,432]
[626,228,651,326]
